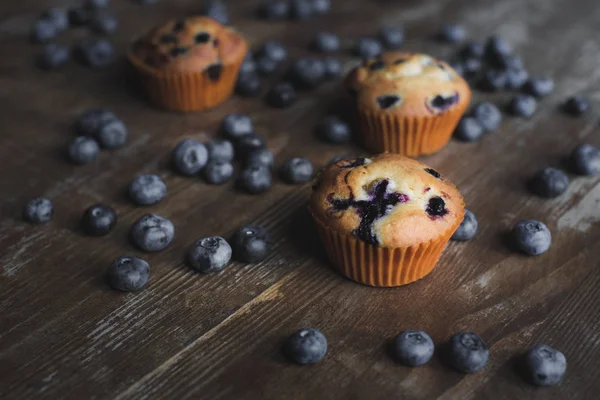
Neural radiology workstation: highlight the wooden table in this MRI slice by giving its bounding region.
[1,0,599,398]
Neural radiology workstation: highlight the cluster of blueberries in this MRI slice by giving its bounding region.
[258,0,331,21]
[283,328,567,387]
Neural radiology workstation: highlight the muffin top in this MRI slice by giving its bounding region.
[345,52,470,117]
[309,154,465,248]
[130,16,247,74]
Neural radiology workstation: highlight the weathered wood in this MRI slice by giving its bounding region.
[1,0,599,399]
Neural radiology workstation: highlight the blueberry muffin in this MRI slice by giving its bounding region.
[128,16,248,112]
[309,153,465,287]
[345,52,471,157]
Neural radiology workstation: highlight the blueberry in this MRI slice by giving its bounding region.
[171,139,209,176]
[512,219,551,256]
[202,0,229,25]
[563,95,590,116]
[129,174,167,205]
[289,0,314,20]
[448,332,489,373]
[523,77,554,97]
[452,209,478,241]
[522,344,567,386]
[236,72,262,97]
[505,67,529,90]
[267,82,297,108]
[90,11,119,35]
[237,165,272,194]
[316,116,351,144]
[81,203,117,236]
[508,94,537,118]
[462,58,482,78]
[84,0,110,8]
[312,32,340,53]
[232,224,271,262]
[130,214,175,252]
[23,197,53,224]
[569,144,600,176]
[378,25,404,49]
[42,8,69,32]
[470,102,502,132]
[454,117,484,142]
[479,69,507,91]
[239,52,256,75]
[68,7,92,26]
[188,236,232,273]
[484,36,513,67]
[323,57,342,79]
[235,134,267,159]
[75,38,116,68]
[221,114,254,140]
[258,40,288,63]
[95,119,128,149]
[203,161,234,184]
[260,0,290,20]
[68,136,100,164]
[394,330,435,367]
[31,19,58,44]
[206,139,234,163]
[38,43,71,70]
[459,41,484,59]
[281,157,314,184]
[284,328,327,364]
[76,109,117,136]
[496,53,523,70]
[287,58,326,89]
[256,56,279,76]
[312,0,331,14]
[107,256,150,292]
[354,37,383,59]
[530,167,569,198]
[437,23,467,43]
[246,148,275,169]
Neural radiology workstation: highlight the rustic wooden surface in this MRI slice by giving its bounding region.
[1,0,599,399]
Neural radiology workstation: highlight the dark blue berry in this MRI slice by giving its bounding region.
[95,119,127,148]
[454,117,484,142]
[256,56,279,76]
[206,139,234,163]
[426,197,447,217]
[289,0,314,20]
[479,69,507,91]
[284,328,328,364]
[470,102,502,132]
[267,82,297,108]
[448,332,489,373]
[236,72,262,97]
[437,23,467,43]
[505,67,529,90]
[237,165,272,194]
[129,174,167,205]
[23,197,53,224]
[522,344,567,386]
[259,40,288,63]
[202,0,229,25]
[188,236,232,273]
[425,168,441,179]
[232,225,271,263]
[235,134,267,159]
[459,41,484,59]
[203,161,234,184]
[221,114,254,140]
[85,0,110,8]
[90,11,119,35]
[107,256,150,292]
[312,0,331,14]
[239,52,256,75]
[42,8,69,32]
[523,77,554,97]
[570,144,600,176]
[287,58,326,89]
[563,95,590,116]
[76,109,117,136]
[130,214,175,252]
[75,38,116,68]
[354,37,383,59]
[260,0,290,20]
[496,53,523,70]
[512,219,551,256]
[312,32,340,53]
[508,94,537,118]
[246,149,275,169]
[323,57,342,79]
[378,25,404,49]
[68,136,100,164]
[394,330,435,366]
[172,139,208,176]
[452,209,478,241]
[484,36,513,67]
[38,43,71,70]
[462,58,482,78]
[281,157,314,184]
[530,167,569,198]
[31,19,58,43]
[316,116,351,144]
[81,203,117,236]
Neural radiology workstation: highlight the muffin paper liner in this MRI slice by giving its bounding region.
[127,52,244,112]
[356,100,469,157]
[309,208,464,287]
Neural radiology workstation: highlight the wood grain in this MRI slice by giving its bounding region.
[1,0,599,399]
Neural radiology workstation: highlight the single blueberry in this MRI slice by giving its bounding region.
[394,330,435,367]
[239,52,257,75]
[505,67,529,90]
[569,144,600,176]
[76,109,117,137]
[267,82,297,108]
[452,209,478,241]
[448,332,489,373]
[256,56,280,76]
[221,114,254,140]
[172,139,209,176]
[312,0,331,14]
[31,19,58,44]
[454,117,484,142]
[203,161,234,184]
[437,23,467,43]
[323,57,343,79]
[563,95,590,116]
[484,36,513,67]
[202,0,229,25]
[129,174,167,205]
[425,168,441,179]
[23,197,54,224]
[378,25,404,49]
[316,116,351,144]
[459,41,484,59]
[284,328,328,364]
[470,102,502,132]
[237,165,273,194]
[68,136,100,164]
[479,69,507,91]
[232,224,271,262]
[312,32,340,53]
[38,43,71,70]
[75,38,116,68]
[354,37,383,59]
[281,157,314,184]
[246,148,275,169]
[130,214,175,252]
[426,197,447,217]
[530,167,569,198]
[260,0,290,20]
[512,219,552,256]
[522,344,567,386]
[107,256,150,292]
[287,58,326,89]
[42,8,69,32]
[90,11,119,35]
[377,95,401,110]
[81,203,117,236]
[188,236,232,273]
[235,134,267,159]
[289,0,314,20]
[258,40,288,63]
[523,77,554,97]
[95,119,128,149]
[462,58,482,78]
[236,72,262,97]
[206,139,234,163]
[508,94,537,118]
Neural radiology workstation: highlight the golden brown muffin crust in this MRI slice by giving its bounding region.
[309,154,465,248]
